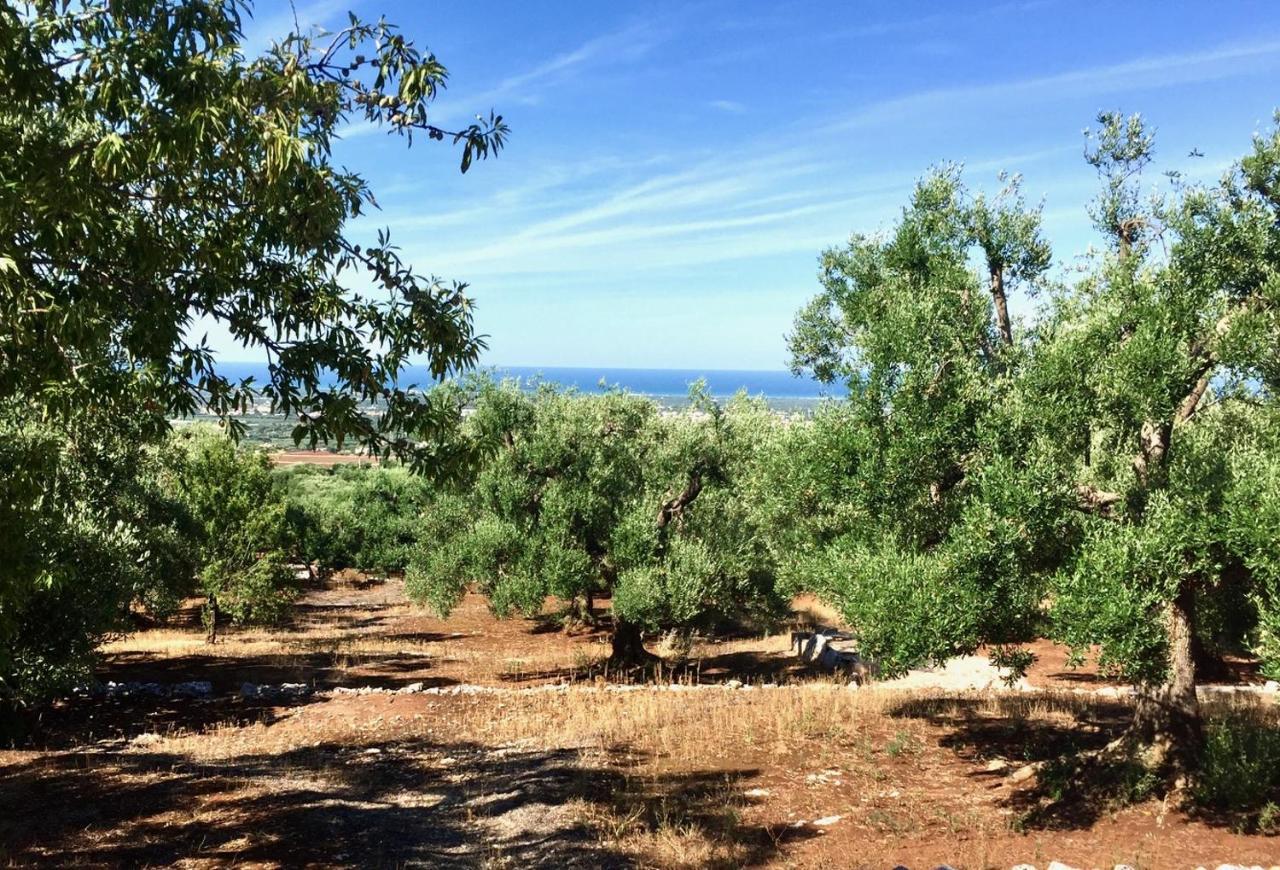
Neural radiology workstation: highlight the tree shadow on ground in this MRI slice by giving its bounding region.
[13,694,305,751]
[889,693,1280,834]
[99,649,456,694]
[0,736,810,867]
[685,649,829,684]
[492,645,831,686]
[285,601,402,633]
[887,693,1138,831]
[18,656,460,750]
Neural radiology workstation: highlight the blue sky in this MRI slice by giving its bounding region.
[228,0,1280,370]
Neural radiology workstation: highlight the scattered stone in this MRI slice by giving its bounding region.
[129,732,163,747]
[1011,864,1037,870]
[725,679,743,689]
[1047,862,1080,870]
[1114,864,1138,870]
[1264,680,1279,693]
[1009,764,1037,784]
[985,758,1009,773]
[804,768,843,786]
[363,747,382,755]
[743,787,771,798]
[171,681,212,698]
[397,682,424,694]
[240,682,313,701]
[811,815,841,826]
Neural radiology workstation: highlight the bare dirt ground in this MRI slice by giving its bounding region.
[268,450,376,467]
[2,579,1278,868]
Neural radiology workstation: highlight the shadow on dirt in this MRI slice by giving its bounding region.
[98,648,455,695]
[887,693,1139,831]
[0,737,810,867]
[888,692,1280,834]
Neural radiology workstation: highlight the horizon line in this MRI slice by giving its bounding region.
[215,360,817,376]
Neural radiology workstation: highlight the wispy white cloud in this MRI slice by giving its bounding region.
[832,38,1280,132]
[390,137,1071,281]
[385,36,1280,288]
[373,34,1279,303]
[431,20,667,123]
[709,99,747,114]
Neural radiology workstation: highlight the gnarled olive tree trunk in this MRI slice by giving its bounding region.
[1129,579,1202,777]
[609,617,654,664]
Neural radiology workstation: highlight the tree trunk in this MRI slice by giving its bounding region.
[204,593,219,645]
[656,471,702,530]
[1131,580,1202,776]
[572,591,596,625]
[989,266,1013,346]
[610,618,656,665]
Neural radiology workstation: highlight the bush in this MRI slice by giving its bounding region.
[166,427,298,634]
[1195,708,1280,815]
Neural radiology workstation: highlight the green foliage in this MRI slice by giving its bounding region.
[166,426,296,627]
[279,464,436,577]
[406,379,785,649]
[1,0,505,466]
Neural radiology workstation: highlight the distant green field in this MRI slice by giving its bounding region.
[177,395,826,451]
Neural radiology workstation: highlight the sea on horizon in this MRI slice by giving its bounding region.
[215,362,835,401]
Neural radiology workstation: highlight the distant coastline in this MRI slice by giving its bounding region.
[214,361,835,401]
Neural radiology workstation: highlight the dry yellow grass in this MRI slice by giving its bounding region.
[32,582,1277,868]
[125,685,1169,868]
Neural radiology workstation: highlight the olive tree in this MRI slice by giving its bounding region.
[0,406,196,705]
[279,464,436,579]
[786,111,1280,782]
[166,427,296,640]
[406,380,784,663]
[1039,113,1280,775]
[784,166,1071,677]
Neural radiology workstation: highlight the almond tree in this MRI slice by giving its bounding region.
[0,0,504,702]
[1,0,506,461]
